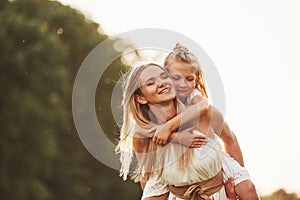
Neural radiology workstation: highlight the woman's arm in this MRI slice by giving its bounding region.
[210,106,245,167]
[220,125,244,167]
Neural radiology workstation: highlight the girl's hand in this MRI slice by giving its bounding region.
[225,177,238,200]
[150,124,207,147]
[173,129,207,148]
[151,124,172,145]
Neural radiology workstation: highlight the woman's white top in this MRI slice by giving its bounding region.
[161,130,222,187]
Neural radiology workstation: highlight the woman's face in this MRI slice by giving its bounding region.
[137,65,176,105]
[166,60,197,102]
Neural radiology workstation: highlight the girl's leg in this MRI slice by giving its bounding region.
[235,180,260,200]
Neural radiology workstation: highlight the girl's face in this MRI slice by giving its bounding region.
[137,65,176,105]
[166,60,197,102]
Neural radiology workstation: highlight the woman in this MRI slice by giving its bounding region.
[140,44,259,200]
[116,62,230,199]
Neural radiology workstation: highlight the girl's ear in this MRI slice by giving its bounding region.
[135,94,148,104]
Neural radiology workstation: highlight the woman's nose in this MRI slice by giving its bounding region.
[157,79,167,87]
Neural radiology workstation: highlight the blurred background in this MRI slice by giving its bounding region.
[0,0,299,199]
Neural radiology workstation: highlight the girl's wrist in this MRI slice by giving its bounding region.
[165,120,176,132]
[169,132,179,142]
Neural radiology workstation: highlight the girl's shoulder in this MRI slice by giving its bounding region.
[186,89,203,104]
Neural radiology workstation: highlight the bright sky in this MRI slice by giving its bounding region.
[58,0,300,196]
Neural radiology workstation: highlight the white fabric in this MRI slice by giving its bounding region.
[141,141,250,199]
[186,89,203,104]
[167,187,228,200]
[141,147,251,199]
[161,138,222,186]
[141,175,169,200]
[142,133,226,199]
[220,151,250,185]
[142,175,228,200]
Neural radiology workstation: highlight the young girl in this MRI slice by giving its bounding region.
[143,43,259,199]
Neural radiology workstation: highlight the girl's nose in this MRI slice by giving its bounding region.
[178,78,187,87]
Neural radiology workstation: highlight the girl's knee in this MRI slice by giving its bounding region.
[235,180,260,200]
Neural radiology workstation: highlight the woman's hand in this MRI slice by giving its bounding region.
[225,177,238,200]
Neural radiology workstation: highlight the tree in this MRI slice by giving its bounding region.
[0,0,140,199]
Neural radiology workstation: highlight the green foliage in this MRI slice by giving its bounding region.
[0,0,140,199]
[3,1,298,200]
[261,189,300,200]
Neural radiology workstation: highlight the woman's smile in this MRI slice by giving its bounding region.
[158,87,172,94]
[138,65,176,105]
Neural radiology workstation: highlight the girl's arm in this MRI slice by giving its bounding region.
[135,125,154,138]
[169,125,207,148]
[136,124,207,148]
[152,96,209,145]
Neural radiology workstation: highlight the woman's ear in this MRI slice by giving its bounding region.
[135,94,148,104]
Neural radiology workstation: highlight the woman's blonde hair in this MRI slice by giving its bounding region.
[164,43,208,98]
[115,62,193,182]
